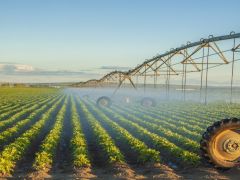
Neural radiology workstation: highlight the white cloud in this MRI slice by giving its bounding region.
[0,63,36,73]
[15,64,36,72]
[0,63,100,83]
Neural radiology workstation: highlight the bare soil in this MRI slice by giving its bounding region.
[2,165,238,179]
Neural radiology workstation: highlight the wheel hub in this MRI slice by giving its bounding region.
[223,139,240,154]
[213,129,240,162]
[201,118,240,168]
[100,99,108,106]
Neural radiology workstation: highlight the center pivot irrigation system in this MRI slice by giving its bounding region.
[73,32,240,169]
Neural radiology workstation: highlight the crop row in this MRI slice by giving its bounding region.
[2,90,238,175]
[132,104,207,132]
[0,94,59,115]
[0,95,62,148]
[78,99,125,164]
[0,94,58,121]
[0,95,60,134]
[0,95,65,175]
[111,105,200,153]
[86,100,200,166]
[83,99,160,164]
[33,96,68,171]
[70,97,91,168]
[115,104,202,141]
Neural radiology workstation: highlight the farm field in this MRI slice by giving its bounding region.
[0,87,239,179]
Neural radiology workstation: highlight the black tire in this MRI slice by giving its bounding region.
[200,118,240,169]
[140,97,156,107]
[97,96,112,107]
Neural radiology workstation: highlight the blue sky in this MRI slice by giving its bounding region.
[0,0,239,82]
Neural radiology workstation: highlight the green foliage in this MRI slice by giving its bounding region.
[70,97,91,167]
[33,97,68,171]
[83,99,160,164]
[0,96,61,145]
[1,88,240,175]
[112,106,200,153]
[79,100,125,164]
[0,95,64,175]
[97,101,201,166]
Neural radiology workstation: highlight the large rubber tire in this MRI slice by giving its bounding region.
[200,118,240,169]
[140,97,156,107]
[97,96,112,107]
